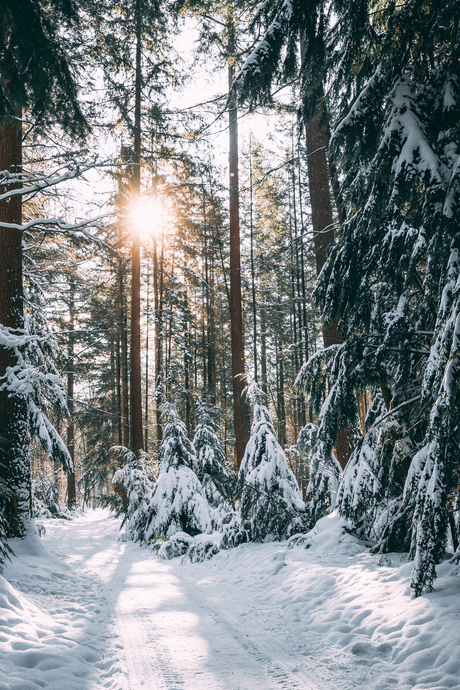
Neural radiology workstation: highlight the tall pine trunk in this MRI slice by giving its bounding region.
[144,263,150,452]
[0,113,32,536]
[66,279,76,510]
[130,0,143,454]
[118,260,129,447]
[304,96,351,469]
[153,235,162,448]
[249,140,258,384]
[228,18,250,468]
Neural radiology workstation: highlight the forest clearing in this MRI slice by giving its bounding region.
[1,0,460,687]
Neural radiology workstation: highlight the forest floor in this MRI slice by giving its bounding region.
[1,510,460,690]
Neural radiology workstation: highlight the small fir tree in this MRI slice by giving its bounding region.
[299,423,342,530]
[193,404,231,509]
[143,404,214,541]
[112,448,154,543]
[237,401,306,542]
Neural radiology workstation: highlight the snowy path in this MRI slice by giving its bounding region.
[2,510,460,690]
[45,511,323,690]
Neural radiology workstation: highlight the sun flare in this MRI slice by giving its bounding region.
[130,198,162,238]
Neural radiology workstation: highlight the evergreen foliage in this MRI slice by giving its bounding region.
[143,405,214,541]
[32,471,61,518]
[0,472,13,572]
[112,448,154,542]
[0,0,88,135]
[236,0,460,593]
[298,422,342,529]
[237,402,306,542]
[323,1,460,594]
[193,403,231,508]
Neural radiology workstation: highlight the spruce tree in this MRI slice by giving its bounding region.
[0,0,87,535]
[237,397,306,542]
[143,404,213,540]
[193,403,231,508]
[324,0,460,593]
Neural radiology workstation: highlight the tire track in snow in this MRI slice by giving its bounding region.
[180,576,323,690]
[96,549,188,690]
[62,517,178,690]
[96,541,321,690]
[61,514,328,690]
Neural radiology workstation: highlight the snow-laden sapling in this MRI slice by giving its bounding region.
[237,403,307,542]
[299,423,342,530]
[143,405,214,543]
[112,448,154,543]
[32,471,62,518]
[193,404,231,509]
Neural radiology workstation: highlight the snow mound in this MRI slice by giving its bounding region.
[0,521,125,689]
[287,511,369,557]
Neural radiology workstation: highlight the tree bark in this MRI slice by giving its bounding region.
[66,279,76,510]
[0,113,32,536]
[228,21,250,468]
[153,235,162,448]
[118,260,129,447]
[130,0,144,454]
[304,88,351,469]
[276,335,287,448]
[260,307,268,396]
[249,138,258,383]
[144,263,149,452]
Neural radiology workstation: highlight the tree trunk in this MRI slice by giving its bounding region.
[260,307,268,396]
[288,187,300,437]
[116,330,122,444]
[184,270,191,434]
[153,235,162,448]
[66,279,76,510]
[303,82,351,469]
[249,138,258,383]
[144,263,149,453]
[228,22,250,468]
[276,335,287,448]
[291,143,306,429]
[0,113,32,536]
[130,0,144,454]
[297,139,309,364]
[207,237,217,403]
[118,261,129,447]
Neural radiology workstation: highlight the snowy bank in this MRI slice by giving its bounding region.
[176,512,460,690]
[0,515,125,690]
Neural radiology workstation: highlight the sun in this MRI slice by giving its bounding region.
[130,198,162,239]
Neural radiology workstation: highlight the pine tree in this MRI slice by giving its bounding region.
[112,448,154,542]
[234,0,354,468]
[237,395,306,542]
[143,404,214,541]
[193,403,231,508]
[324,0,460,593]
[0,0,87,535]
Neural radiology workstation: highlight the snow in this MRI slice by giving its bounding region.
[1,510,460,690]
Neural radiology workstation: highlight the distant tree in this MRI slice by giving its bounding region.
[112,448,154,542]
[233,0,353,468]
[298,422,342,529]
[193,403,231,508]
[179,0,253,468]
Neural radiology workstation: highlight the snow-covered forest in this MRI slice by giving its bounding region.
[1,1,460,688]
